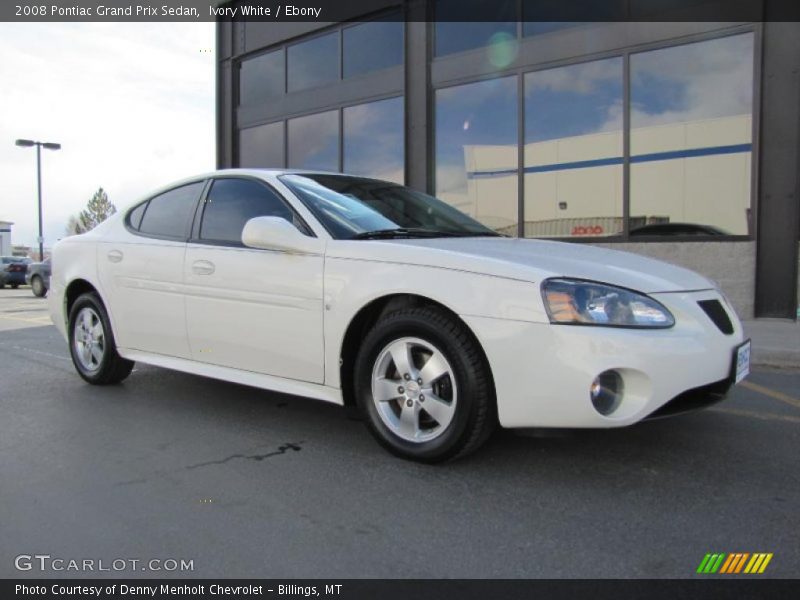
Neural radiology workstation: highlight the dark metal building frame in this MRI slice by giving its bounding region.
[216,3,800,319]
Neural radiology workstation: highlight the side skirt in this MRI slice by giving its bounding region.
[118,348,343,405]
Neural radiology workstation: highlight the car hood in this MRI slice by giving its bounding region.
[328,237,714,293]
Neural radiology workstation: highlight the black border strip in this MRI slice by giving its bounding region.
[4,578,799,600]
[5,0,800,23]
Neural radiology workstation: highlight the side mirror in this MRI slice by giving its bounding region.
[241,216,322,254]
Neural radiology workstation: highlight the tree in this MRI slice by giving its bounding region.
[66,187,117,235]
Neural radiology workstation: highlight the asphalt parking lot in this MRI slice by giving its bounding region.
[0,288,798,579]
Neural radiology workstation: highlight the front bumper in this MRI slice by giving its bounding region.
[644,377,732,420]
[462,289,744,429]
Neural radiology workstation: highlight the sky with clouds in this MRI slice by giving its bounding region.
[0,22,215,251]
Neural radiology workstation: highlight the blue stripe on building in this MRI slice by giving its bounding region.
[467,143,752,179]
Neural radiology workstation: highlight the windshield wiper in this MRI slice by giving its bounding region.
[351,228,459,240]
[351,228,502,240]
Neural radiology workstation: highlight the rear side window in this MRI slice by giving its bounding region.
[199,178,301,245]
[127,202,147,230]
[138,182,204,239]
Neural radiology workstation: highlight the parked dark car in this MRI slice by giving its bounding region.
[25,257,51,297]
[0,256,32,289]
[629,223,728,237]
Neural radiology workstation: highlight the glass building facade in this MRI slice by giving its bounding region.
[217,3,800,320]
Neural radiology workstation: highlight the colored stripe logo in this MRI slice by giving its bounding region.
[697,552,773,574]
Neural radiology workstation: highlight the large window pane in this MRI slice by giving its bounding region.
[343,17,403,78]
[524,58,623,238]
[287,33,338,93]
[239,50,284,106]
[344,97,404,184]
[287,111,339,171]
[238,122,284,168]
[435,76,517,234]
[435,0,517,57]
[630,34,754,236]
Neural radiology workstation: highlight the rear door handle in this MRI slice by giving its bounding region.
[107,250,123,263]
[191,260,215,275]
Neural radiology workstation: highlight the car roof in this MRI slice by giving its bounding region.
[122,169,393,213]
[193,168,344,179]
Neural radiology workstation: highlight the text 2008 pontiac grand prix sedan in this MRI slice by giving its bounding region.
[49,170,751,462]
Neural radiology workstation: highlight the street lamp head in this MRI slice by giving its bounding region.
[42,142,61,151]
[15,139,35,147]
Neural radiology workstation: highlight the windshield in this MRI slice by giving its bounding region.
[279,174,500,240]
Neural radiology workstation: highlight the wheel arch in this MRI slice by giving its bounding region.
[64,278,105,327]
[338,293,495,409]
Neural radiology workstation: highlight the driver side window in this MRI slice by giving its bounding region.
[199,178,307,245]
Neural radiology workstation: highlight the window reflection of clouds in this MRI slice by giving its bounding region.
[524,58,623,237]
[239,50,284,106]
[287,33,338,93]
[435,0,516,57]
[435,76,517,232]
[436,76,517,192]
[287,111,339,171]
[239,121,284,168]
[631,34,754,131]
[344,96,404,184]
[343,18,403,78]
[525,58,623,142]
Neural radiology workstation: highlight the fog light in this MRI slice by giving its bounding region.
[590,370,624,416]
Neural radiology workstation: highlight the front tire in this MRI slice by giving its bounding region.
[68,292,134,385]
[31,275,46,297]
[354,306,496,462]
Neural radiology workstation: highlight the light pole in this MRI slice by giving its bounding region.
[15,138,61,261]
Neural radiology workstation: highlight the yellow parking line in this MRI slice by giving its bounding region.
[710,406,800,424]
[741,380,800,411]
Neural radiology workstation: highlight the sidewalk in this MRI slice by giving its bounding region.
[743,319,800,369]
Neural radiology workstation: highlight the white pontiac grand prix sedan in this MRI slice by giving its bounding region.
[49,170,751,462]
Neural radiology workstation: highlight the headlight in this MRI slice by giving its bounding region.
[541,278,675,328]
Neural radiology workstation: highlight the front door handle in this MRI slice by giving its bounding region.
[191,260,215,275]
[107,250,123,263]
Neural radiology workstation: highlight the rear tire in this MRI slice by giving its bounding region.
[68,292,134,385]
[11,284,18,289]
[31,276,46,297]
[354,306,496,463]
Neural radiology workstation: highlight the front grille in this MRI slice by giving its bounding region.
[697,299,734,335]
